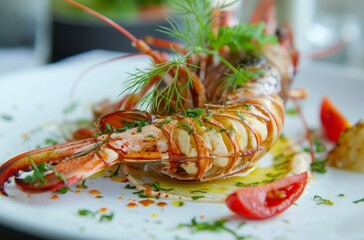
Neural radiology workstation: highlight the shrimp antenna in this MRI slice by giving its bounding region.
[65,0,137,43]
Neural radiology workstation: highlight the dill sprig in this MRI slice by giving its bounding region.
[122,0,278,113]
[160,0,230,48]
[122,56,194,114]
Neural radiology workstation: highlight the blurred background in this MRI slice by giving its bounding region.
[0,0,363,75]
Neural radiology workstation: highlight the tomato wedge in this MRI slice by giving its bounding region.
[320,96,351,142]
[225,172,308,220]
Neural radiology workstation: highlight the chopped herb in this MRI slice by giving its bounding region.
[204,112,213,121]
[205,126,214,132]
[57,186,69,194]
[104,120,149,134]
[191,196,205,201]
[236,110,245,121]
[78,209,96,218]
[1,114,13,121]
[137,120,149,132]
[313,139,326,153]
[150,181,174,192]
[77,179,88,189]
[184,108,205,118]
[110,163,121,177]
[23,157,67,186]
[157,117,172,128]
[78,209,114,223]
[178,218,250,240]
[133,189,148,198]
[235,179,272,187]
[313,195,334,206]
[190,190,207,194]
[237,222,246,229]
[151,181,161,191]
[311,159,327,173]
[243,104,252,110]
[125,184,136,189]
[285,108,298,116]
[353,198,364,204]
[99,213,114,222]
[283,219,290,224]
[45,138,59,146]
[266,172,283,179]
[177,121,194,135]
[197,119,204,127]
[96,195,104,198]
[236,181,258,187]
[177,201,184,207]
[146,134,157,139]
[338,193,345,197]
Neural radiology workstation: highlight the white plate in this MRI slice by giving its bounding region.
[0,55,364,240]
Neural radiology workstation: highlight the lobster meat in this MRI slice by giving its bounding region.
[0,0,298,196]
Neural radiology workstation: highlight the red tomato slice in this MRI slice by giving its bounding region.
[225,172,308,220]
[320,96,351,142]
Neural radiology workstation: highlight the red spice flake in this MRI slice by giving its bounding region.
[157,202,167,207]
[88,189,101,195]
[99,207,108,213]
[127,202,138,208]
[139,199,155,207]
[199,215,205,220]
[95,195,104,199]
[75,190,81,194]
[50,195,59,200]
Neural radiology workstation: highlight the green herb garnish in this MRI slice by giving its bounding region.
[177,121,194,134]
[311,159,327,173]
[190,190,207,194]
[285,108,298,116]
[313,139,326,153]
[235,179,273,187]
[150,181,174,192]
[78,209,96,218]
[236,110,245,121]
[313,195,334,206]
[78,209,114,223]
[133,189,148,198]
[191,196,205,201]
[110,163,121,177]
[353,198,364,204]
[204,112,213,121]
[1,114,13,121]
[99,213,114,222]
[122,0,277,114]
[184,108,205,118]
[338,193,345,197]
[243,104,252,110]
[157,117,172,128]
[178,218,250,240]
[77,179,88,189]
[103,120,149,134]
[57,186,69,194]
[23,157,67,186]
[45,138,59,146]
[125,184,136,189]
